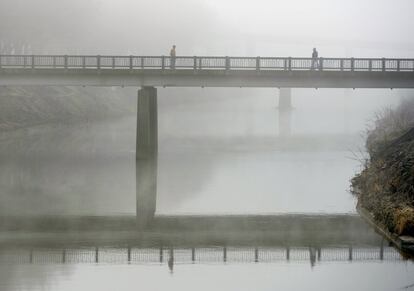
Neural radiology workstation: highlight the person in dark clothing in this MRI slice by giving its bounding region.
[311,48,319,70]
[170,45,176,69]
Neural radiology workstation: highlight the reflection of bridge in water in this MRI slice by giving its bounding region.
[1,150,407,266]
[0,244,402,268]
[0,153,394,260]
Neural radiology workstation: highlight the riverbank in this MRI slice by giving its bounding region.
[351,98,414,242]
[0,86,135,131]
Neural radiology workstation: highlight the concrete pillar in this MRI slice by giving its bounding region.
[278,88,292,137]
[136,86,158,159]
[136,155,157,229]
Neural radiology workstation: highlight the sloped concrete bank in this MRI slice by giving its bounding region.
[0,86,135,131]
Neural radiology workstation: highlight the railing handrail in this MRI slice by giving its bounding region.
[1,54,413,72]
[1,54,413,60]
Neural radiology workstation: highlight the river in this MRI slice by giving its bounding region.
[0,114,413,291]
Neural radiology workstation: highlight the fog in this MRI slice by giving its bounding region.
[1,1,414,290]
[1,0,414,56]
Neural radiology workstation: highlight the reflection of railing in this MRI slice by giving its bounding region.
[1,55,414,72]
[0,245,402,265]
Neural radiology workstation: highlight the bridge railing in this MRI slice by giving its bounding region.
[0,55,413,72]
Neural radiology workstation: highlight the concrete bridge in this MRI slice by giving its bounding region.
[0,54,414,88]
[1,54,414,156]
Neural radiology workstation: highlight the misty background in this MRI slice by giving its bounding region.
[1,0,413,136]
[0,0,414,215]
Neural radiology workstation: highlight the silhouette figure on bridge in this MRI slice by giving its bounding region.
[170,45,176,69]
[311,48,319,70]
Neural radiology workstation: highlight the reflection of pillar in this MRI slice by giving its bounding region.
[309,247,316,267]
[343,89,351,134]
[136,87,158,159]
[278,88,292,137]
[168,248,174,272]
[136,155,157,229]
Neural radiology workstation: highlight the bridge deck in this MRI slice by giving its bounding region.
[1,55,414,88]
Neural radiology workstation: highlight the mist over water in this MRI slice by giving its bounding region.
[1,0,414,286]
[0,88,402,216]
[1,86,414,291]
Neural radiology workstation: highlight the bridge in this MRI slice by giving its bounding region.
[1,54,414,156]
[0,55,414,88]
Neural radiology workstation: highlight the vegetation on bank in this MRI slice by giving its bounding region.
[351,98,414,236]
[0,86,135,131]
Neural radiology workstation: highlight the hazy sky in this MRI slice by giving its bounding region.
[1,0,413,56]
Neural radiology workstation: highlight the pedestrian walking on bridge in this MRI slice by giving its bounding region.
[170,45,176,69]
[311,48,319,70]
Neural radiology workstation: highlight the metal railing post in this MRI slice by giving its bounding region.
[340,59,344,71]
[31,55,35,70]
[256,56,260,71]
[140,57,144,70]
[64,55,68,70]
[319,57,323,71]
[82,56,86,69]
[193,56,197,71]
[382,58,385,72]
[368,59,372,72]
[350,58,354,72]
[161,55,165,70]
[112,57,115,69]
[397,59,400,72]
[284,58,287,71]
[225,56,230,71]
[288,57,292,71]
[199,58,202,70]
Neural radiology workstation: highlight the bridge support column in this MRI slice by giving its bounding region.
[136,86,158,159]
[136,86,158,229]
[278,88,292,137]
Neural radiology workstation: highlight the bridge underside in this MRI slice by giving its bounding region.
[1,69,414,88]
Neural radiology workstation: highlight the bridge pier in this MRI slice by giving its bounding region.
[136,86,158,229]
[136,86,158,159]
[278,88,292,137]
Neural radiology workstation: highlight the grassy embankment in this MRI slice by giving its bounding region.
[0,86,135,131]
[351,98,414,236]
